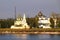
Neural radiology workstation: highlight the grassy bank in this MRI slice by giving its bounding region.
[0,28,60,34]
[0,28,60,32]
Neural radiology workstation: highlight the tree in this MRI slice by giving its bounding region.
[57,19,60,28]
[50,18,54,28]
[26,17,39,28]
[50,12,60,28]
[0,18,14,28]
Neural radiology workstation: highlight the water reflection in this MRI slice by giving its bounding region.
[38,34,50,40]
[0,34,60,40]
[12,34,27,40]
[27,34,40,40]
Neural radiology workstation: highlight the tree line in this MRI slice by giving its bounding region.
[0,11,60,28]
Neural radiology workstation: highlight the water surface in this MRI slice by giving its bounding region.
[0,34,60,40]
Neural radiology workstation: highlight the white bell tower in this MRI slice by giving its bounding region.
[23,14,26,23]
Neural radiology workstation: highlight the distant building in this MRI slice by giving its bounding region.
[11,14,30,29]
[38,11,51,28]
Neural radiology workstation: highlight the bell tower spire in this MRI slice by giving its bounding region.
[23,13,26,23]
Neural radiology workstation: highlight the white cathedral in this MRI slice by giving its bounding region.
[38,16,51,28]
[11,14,30,29]
[38,12,51,28]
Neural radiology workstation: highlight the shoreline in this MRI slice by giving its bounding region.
[0,31,60,34]
[0,28,60,34]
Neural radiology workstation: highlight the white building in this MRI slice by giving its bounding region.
[11,14,30,29]
[38,12,51,28]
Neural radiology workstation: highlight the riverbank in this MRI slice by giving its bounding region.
[0,28,60,34]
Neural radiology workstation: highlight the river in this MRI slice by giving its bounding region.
[0,34,60,40]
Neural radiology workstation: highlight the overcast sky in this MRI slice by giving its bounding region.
[0,0,60,19]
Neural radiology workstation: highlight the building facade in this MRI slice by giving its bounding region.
[37,11,51,28]
[11,14,30,29]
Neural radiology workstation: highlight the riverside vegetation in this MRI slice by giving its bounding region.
[0,11,60,28]
[0,17,60,28]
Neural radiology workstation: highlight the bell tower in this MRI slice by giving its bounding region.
[23,14,26,23]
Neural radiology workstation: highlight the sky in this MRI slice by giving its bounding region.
[0,0,60,19]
